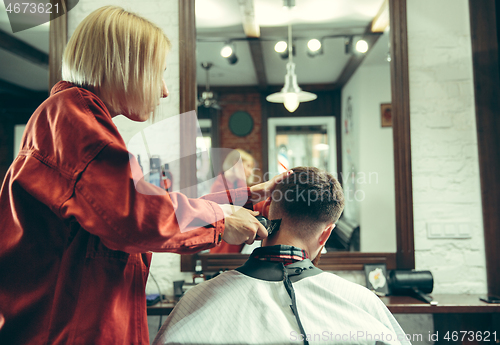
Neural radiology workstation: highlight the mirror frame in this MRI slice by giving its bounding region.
[180,0,413,271]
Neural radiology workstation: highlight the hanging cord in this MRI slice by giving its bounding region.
[282,264,309,345]
[149,272,164,331]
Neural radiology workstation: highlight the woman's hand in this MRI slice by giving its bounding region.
[249,170,293,204]
[219,205,268,245]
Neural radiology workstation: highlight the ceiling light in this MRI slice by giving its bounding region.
[221,43,238,64]
[274,41,287,53]
[355,40,369,53]
[220,45,233,58]
[307,38,323,57]
[283,92,299,112]
[266,23,317,113]
[274,41,294,60]
[307,39,321,52]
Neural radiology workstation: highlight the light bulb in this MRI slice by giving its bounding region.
[355,40,369,53]
[284,93,299,112]
[307,39,321,52]
[221,45,233,58]
[274,41,287,53]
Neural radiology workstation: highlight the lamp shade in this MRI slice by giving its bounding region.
[266,62,317,112]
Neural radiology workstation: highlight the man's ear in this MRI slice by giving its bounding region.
[318,223,334,246]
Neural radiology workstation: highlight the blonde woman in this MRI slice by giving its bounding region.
[0,7,290,345]
[214,149,256,190]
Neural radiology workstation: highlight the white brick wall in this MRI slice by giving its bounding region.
[68,0,192,298]
[407,0,487,294]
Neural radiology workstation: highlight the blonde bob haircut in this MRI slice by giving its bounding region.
[222,149,255,171]
[62,6,170,120]
[222,149,256,184]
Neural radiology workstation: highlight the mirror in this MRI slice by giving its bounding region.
[268,117,336,178]
[180,0,414,271]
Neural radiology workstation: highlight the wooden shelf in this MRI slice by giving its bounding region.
[147,301,176,316]
[381,294,500,314]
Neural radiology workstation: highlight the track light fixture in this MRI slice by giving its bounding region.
[275,40,287,53]
[345,36,369,54]
[274,40,295,59]
[355,39,369,53]
[344,36,353,54]
[220,42,238,65]
[307,38,323,57]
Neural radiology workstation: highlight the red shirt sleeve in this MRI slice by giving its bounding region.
[60,142,225,254]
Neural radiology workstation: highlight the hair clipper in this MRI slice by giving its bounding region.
[256,216,281,237]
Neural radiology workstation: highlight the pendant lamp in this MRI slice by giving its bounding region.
[266,23,316,112]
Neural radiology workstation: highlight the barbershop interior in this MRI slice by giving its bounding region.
[0,0,499,344]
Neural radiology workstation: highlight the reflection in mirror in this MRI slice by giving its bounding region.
[340,31,396,253]
[194,0,397,257]
[268,117,336,176]
[196,119,213,197]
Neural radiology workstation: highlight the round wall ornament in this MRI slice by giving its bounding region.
[228,111,254,137]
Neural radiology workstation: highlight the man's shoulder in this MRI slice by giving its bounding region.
[169,271,252,317]
[182,271,246,296]
[308,271,383,304]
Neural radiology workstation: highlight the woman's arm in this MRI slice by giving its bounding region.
[61,142,226,254]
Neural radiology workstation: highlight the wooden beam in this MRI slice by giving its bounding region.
[49,0,67,89]
[236,0,266,89]
[179,0,198,198]
[336,28,382,87]
[248,38,268,90]
[0,28,48,68]
[198,83,340,95]
[238,0,260,38]
[0,78,43,98]
[469,0,500,298]
[372,0,390,33]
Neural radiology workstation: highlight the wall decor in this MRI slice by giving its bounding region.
[381,103,392,127]
[228,111,254,137]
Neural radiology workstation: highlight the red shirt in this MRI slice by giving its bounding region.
[209,174,249,254]
[0,82,250,344]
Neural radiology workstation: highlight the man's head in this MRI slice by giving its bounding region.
[264,167,345,261]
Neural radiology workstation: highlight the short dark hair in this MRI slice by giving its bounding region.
[271,167,344,226]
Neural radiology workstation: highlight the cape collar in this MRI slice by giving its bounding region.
[236,256,322,283]
[250,245,309,265]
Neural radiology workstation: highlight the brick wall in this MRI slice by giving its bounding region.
[219,92,263,182]
[407,0,487,294]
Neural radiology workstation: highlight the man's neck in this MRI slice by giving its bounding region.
[250,244,309,265]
